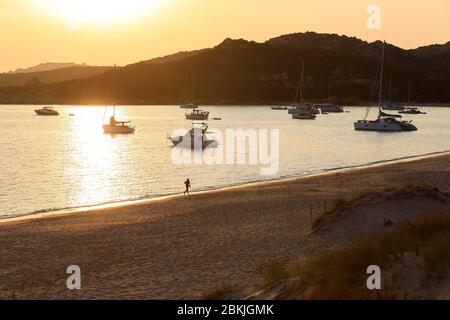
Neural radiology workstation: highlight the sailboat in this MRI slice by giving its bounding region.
[289,60,318,120]
[180,74,199,109]
[184,73,209,120]
[314,77,344,113]
[382,76,404,111]
[399,82,427,114]
[354,42,417,132]
[102,65,135,134]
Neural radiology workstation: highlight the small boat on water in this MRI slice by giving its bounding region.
[35,106,59,116]
[168,122,216,149]
[382,102,404,111]
[354,41,417,132]
[314,78,345,113]
[271,106,288,110]
[314,103,344,113]
[292,108,317,120]
[289,60,319,120]
[102,65,135,134]
[180,103,198,109]
[399,107,427,115]
[185,109,209,120]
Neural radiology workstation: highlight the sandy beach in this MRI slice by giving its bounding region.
[1,153,449,299]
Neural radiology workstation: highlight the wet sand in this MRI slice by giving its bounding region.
[0,153,449,299]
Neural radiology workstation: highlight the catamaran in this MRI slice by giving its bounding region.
[102,65,135,134]
[354,42,417,132]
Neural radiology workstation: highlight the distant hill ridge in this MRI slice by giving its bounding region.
[0,32,449,104]
[9,62,89,74]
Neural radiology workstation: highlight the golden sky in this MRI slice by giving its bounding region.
[1,0,449,72]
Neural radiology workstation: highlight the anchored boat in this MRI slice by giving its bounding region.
[168,122,216,149]
[354,41,417,132]
[102,65,135,134]
[35,106,59,116]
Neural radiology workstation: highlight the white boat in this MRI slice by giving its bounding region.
[271,106,288,110]
[35,106,59,116]
[168,122,216,149]
[354,41,417,132]
[102,65,135,134]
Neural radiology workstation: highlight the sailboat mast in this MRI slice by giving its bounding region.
[112,64,117,117]
[192,73,196,103]
[299,60,305,104]
[378,42,385,115]
[407,81,412,104]
[327,76,332,103]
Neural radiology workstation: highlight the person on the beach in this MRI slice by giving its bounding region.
[184,178,191,195]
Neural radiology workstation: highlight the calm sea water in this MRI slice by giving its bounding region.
[0,105,449,218]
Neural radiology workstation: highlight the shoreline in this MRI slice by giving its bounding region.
[0,152,449,299]
[2,149,450,225]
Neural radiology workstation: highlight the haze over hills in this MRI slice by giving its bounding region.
[9,62,88,74]
[0,32,449,105]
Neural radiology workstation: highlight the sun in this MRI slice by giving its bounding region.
[40,0,157,29]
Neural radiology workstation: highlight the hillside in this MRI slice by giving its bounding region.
[0,32,449,105]
[0,66,112,87]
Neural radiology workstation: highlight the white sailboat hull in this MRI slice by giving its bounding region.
[103,124,135,134]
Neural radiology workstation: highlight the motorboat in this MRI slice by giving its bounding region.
[354,41,417,132]
[168,122,216,149]
[35,106,59,116]
[185,109,209,120]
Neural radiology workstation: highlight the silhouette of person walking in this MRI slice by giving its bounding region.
[184,178,191,195]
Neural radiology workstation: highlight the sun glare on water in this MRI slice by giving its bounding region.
[40,0,158,29]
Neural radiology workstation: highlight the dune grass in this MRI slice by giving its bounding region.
[267,213,450,299]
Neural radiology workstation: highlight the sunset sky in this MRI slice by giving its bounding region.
[1,0,449,72]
